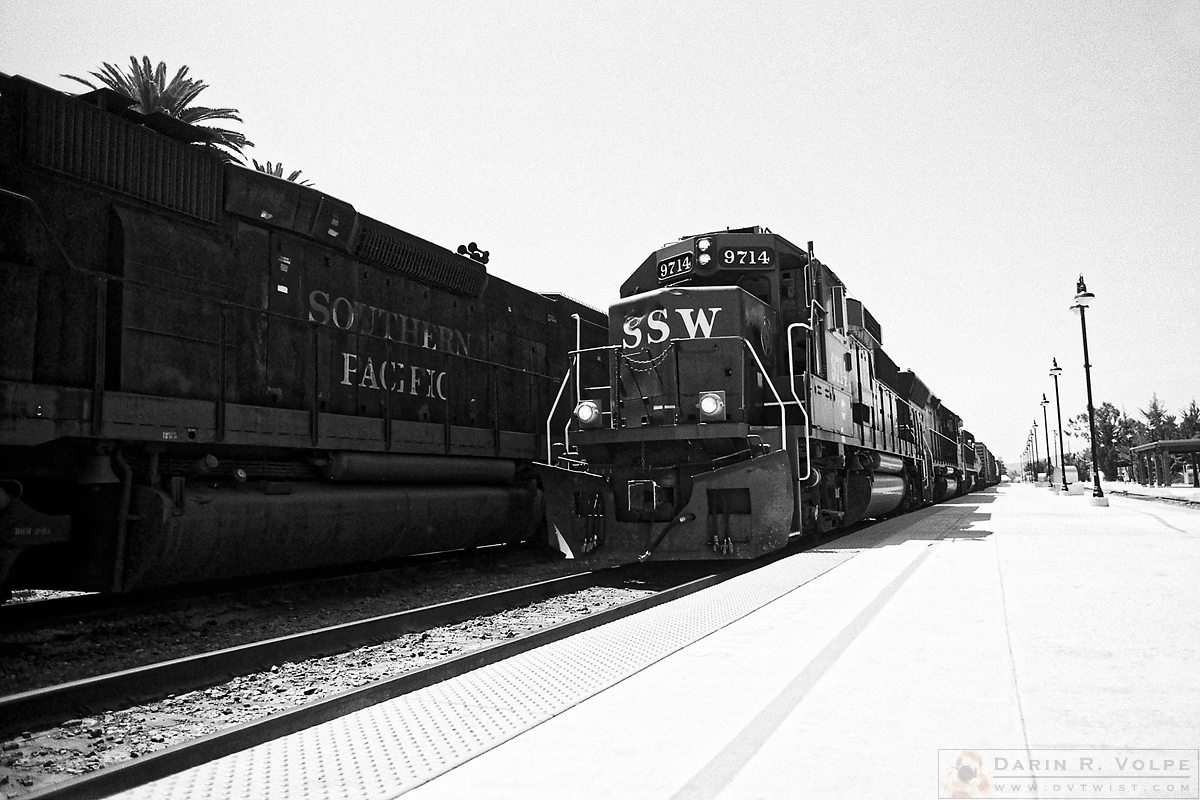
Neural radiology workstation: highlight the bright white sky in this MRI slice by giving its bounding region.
[3,0,1198,465]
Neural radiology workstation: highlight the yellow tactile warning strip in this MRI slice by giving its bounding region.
[111,545,875,800]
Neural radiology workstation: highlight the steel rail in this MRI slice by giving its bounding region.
[1104,489,1200,509]
[0,544,532,629]
[24,545,804,800]
[0,563,686,740]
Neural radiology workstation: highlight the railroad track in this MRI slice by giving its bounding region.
[1,561,703,737]
[2,539,824,800]
[1106,489,1200,508]
[0,543,537,628]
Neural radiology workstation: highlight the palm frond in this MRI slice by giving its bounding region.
[253,158,314,187]
[61,73,99,91]
[62,57,246,127]
[63,56,252,163]
[199,126,252,147]
[177,105,244,124]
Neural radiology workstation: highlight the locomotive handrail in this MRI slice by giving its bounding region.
[786,322,814,483]
[562,414,574,463]
[544,362,575,465]
[573,314,582,407]
[930,428,958,446]
[928,427,961,465]
[644,335,788,455]
[572,345,623,356]
[738,338,788,456]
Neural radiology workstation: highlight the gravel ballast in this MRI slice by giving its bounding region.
[0,583,649,797]
[1,549,647,797]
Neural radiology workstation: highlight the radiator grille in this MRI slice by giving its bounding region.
[861,306,882,343]
[15,77,222,221]
[846,298,883,349]
[355,224,488,297]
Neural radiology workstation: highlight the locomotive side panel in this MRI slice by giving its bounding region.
[0,74,608,595]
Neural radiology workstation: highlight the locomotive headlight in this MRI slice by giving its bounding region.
[698,253,712,266]
[697,391,726,422]
[575,400,603,428]
[697,238,712,252]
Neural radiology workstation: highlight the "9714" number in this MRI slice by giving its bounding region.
[721,248,773,266]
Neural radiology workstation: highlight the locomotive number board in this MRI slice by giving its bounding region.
[658,253,693,282]
[720,247,774,266]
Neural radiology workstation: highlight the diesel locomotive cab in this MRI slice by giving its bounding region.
[536,229,806,560]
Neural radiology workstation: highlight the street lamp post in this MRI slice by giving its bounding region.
[1032,421,1039,483]
[1040,394,1054,491]
[1071,274,1108,505]
[1050,357,1068,493]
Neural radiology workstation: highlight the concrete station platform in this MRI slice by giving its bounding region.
[112,485,1200,800]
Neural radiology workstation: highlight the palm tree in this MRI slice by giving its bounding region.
[252,159,314,187]
[63,56,252,162]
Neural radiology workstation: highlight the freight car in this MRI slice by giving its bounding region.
[536,226,998,560]
[0,73,606,597]
[974,442,1003,489]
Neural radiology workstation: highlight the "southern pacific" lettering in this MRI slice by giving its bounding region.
[308,290,470,356]
[340,354,447,400]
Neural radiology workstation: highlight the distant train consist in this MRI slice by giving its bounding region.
[537,227,1001,560]
[0,73,607,596]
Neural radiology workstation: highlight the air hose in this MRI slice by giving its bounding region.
[637,503,696,563]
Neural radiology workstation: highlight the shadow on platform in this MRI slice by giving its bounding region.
[815,488,999,552]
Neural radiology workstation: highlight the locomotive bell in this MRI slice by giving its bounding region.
[78,454,120,485]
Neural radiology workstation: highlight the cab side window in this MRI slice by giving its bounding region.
[737,275,772,303]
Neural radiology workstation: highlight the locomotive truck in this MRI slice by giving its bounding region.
[0,73,607,597]
[536,227,1000,561]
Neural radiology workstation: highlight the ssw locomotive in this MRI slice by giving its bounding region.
[536,226,1001,561]
[0,73,606,597]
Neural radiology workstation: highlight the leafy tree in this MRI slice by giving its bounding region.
[1178,399,1200,440]
[252,159,314,187]
[1070,402,1141,480]
[1061,451,1091,481]
[62,57,251,162]
[1140,393,1178,442]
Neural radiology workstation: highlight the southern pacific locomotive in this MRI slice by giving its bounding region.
[537,227,1000,560]
[0,73,606,597]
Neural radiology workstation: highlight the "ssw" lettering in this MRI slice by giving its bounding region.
[622,308,722,349]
